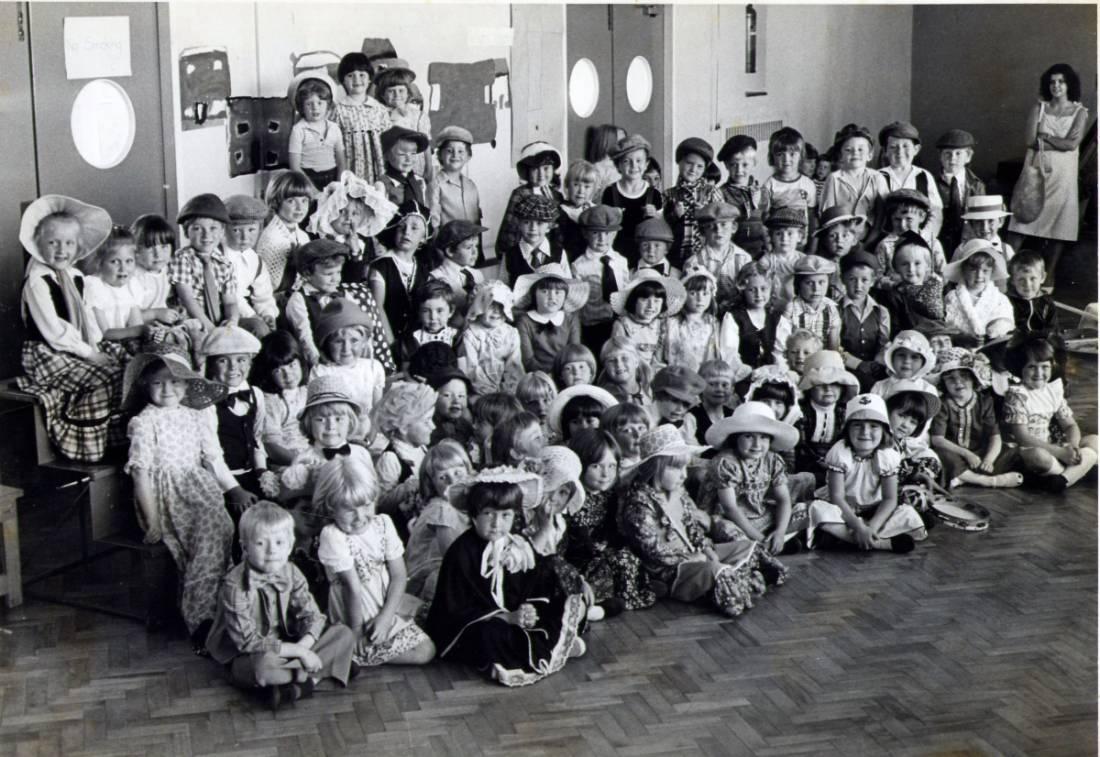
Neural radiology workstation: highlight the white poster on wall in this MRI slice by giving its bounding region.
[63,16,132,80]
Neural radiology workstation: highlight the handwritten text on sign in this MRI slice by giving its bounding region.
[64,16,132,80]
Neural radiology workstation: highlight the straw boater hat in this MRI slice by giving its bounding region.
[637,424,709,465]
[705,401,799,452]
[301,374,362,417]
[884,330,937,380]
[798,350,859,394]
[961,195,1011,221]
[513,263,588,313]
[610,268,687,316]
[308,171,397,238]
[943,239,1008,283]
[467,280,515,322]
[448,466,543,514]
[930,346,992,388]
[883,378,942,420]
[547,385,619,436]
[20,195,112,264]
[122,346,227,412]
[531,446,586,515]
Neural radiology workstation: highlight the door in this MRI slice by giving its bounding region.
[565,5,614,164]
[28,3,169,225]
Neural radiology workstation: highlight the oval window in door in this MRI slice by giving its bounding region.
[626,56,653,113]
[568,58,600,118]
[70,79,137,170]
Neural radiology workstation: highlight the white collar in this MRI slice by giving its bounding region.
[519,238,550,256]
[528,310,565,327]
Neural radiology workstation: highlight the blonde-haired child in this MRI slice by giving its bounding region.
[819,124,890,244]
[759,127,817,242]
[255,171,313,293]
[774,256,841,369]
[724,261,780,369]
[83,227,162,358]
[557,159,600,258]
[597,336,653,407]
[457,281,524,397]
[371,381,439,512]
[665,267,740,374]
[872,330,938,399]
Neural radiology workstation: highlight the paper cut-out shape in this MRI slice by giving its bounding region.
[226,97,293,177]
[361,38,397,63]
[427,59,508,146]
[179,47,230,131]
[291,50,342,83]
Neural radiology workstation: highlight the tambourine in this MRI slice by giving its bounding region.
[930,492,991,532]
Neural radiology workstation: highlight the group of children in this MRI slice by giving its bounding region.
[16,88,1097,704]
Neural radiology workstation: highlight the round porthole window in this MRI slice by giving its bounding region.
[70,79,136,169]
[569,58,599,118]
[626,56,653,113]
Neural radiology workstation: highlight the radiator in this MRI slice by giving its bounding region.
[724,120,784,146]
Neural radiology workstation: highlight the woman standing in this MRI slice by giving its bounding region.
[1006,63,1090,291]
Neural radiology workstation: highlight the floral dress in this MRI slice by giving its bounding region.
[696,451,809,544]
[610,315,666,369]
[317,516,430,666]
[560,489,656,610]
[124,405,233,633]
[331,93,391,184]
[894,437,942,513]
[1003,379,1073,445]
[618,481,787,617]
[458,322,524,396]
[664,313,738,374]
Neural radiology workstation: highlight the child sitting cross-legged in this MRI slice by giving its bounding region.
[314,456,436,668]
[943,239,1014,345]
[458,281,524,398]
[883,380,946,514]
[205,502,356,712]
[806,393,926,553]
[424,468,589,687]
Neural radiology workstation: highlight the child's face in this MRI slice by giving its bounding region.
[642,168,662,191]
[479,302,506,329]
[387,139,419,174]
[968,217,1002,240]
[583,449,619,493]
[186,218,225,255]
[797,274,829,306]
[814,160,832,180]
[382,84,408,109]
[1021,358,1053,391]
[534,283,566,314]
[307,258,344,294]
[309,404,353,447]
[566,414,600,439]
[243,524,294,574]
[655,393,692,423]
[146,366,187,409]
[419,296,454,334]
[769,226,803,254]
[800,156,817,176]
[406,412,436,447]
[839,137,872,171]
[703,220,736,247]
[277,196,310,227]
[785,340,816,374]
[519,218,551,246]
[136,243,172,273]
[939,147,972,176]
[613,420,647,457]
[560,361,593,387]
[332,202,366,237]
[734,432,771,461]
[843,265,875,301]
[431,463,468,498]
[678,153,707,183]
[100,245,137,288]
[891,205,926,234]
[757,397,788,421]
[741,274,772,309]
[332,502,373,536]
[962,255,994,292]
[436,378,468,420]
[584,229,615,254]
[299,93,329,123]
[632,293,664,323]
[638,240,669,267]
[447,238,479,268]
[37,217,82,270]
[272,360,303,392]
[325,326,366,365]
[889,409,920,440]
[884,137,919,169]
[568,177,596,206]
[473,506,515,541]
[342,69,371,96]
[929,335,953,360]
[890,347,925,379]
[702,373,734,406]
[513,422,546,460]
[941,370,975,403]
[226,221,261,251]
[656,459,689,493]
[848,420,884,455]
[1010,263,1045,300]
[822,224,856,256]
[684,283,713,314]
[394,216,426,252]
[210,353,252,387]
[893,245,929,286]
[438,141,470,173]
[808,382,842,407]
[725,150,756,185]
[618,149,648,180]
[773,147,801,178]
[528,162,555,188]
[522,392,553,420]
[604,350,638,384]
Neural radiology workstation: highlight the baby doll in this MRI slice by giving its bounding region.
[610,269,685,369]
[553,343,598,390]
[429,125,482,232]
[308,171,398,283]
[457,280,524,397]
[651,365,707,445]
[424,469,588,687]
[310,299,386,440]
[514,263,586,372]
[806,394,926,553]
[685,202,751,311]
[878,231,946,333]
[395,279,459,368]
[717,134,767,258]
[872,329,938,399]
[934,129,986,256]
[496,141,566,255]
[665,138,723,266]
[547,385,619,444]
[665,267,742,374]
[875,189,947,284]
[169,194,240,332]
[618,425,788,617]
[378,126,430,209]
[930,348,1023,489]
[369,200,433,346]
[725,261,781,370]
[130,213,176,312]
[556,159,600,258]
[819,124,890,244]
[597,336,653,407]
[838,251,892,391]
[314,456,436,667]
[571,205,631,350]
[223,194,278,336]
[428,219,487,317]
[759,127,818,242]
[252,330,310,468]
[632,216,679,279]
[877,121,943,240]
[255,171,313,294]
[601,133,664,263]
[205,502,355,711]
[498,192,570,285]
[601,402,652,472]
[774,255,842,367]
[1006,250,1059,334]
[287,71,346,190]
[943,240,1014,343]
[795,350,860,486]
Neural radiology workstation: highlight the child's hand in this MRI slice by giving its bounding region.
[852,521,876,551]
[87,351,114,367]
[767,531,786,555]
[672,201,686,218]
[1055,445,1080,466]
[225,486,257,515]
[509,603,538,628]
[365,611,395,644]
[964,451,983,470]
[143,521,163,545]
[262,315,277,330]
[643,203,659,218]
[978,454,998,473]
[298,649,323,674]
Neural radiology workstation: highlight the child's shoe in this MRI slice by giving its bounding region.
[890,534,916,554]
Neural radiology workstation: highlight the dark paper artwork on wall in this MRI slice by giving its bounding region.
[226,97,294,177]
[361,38,397,63]
[179,47,231,131]
[427,59,509,147]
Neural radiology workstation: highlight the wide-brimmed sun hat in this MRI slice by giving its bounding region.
[448,466,543,513]
[20,195,112,264]
[705,400,799,452]
[547,385,619,435]
[122,347,227,412]
[638,424,709,465]
[530,446,586,515]
[798,350,859,393]
[610,268,687,316]
[513,263,589,314]
[943,239,1008,283]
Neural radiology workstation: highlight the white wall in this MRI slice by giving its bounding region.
[670,4,913,183]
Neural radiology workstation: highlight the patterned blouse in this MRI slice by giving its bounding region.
[618,482,713,585]
[1003,379,1074,444]
[699,450,788,522]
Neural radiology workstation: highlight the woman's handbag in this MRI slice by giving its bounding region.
[1011,103,1049,223]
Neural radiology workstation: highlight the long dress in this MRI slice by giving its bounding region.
[1008,101,1087,242]
[331,93,391,184]
[124,405,233,633]
[425,529,586,687]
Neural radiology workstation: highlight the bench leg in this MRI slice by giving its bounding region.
[4,514,22,608]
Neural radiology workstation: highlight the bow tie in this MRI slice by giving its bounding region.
[227,389,252,403]
[639,262,669,276]
[322,444,352,460]
[248,568,290,593]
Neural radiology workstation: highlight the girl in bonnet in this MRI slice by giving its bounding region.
[308,170,397,284]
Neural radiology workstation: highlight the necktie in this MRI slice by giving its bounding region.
[601,256,619,300]
[532,249,549,269]
[461,268,476,295]
[322,444,352,460]
[948,176,962,222]
[202,258,222,321]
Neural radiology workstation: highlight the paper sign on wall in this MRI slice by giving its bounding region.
[64,16,131,80]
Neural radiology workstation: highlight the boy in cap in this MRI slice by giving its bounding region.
[429,125,482,234]
[838,251,891,391]
[380,126,430,209]
[497,193,569,285]
[665,137,723,266]
[570,205,631,350]
[760,206,808,306]
[934,129,986,256]
[774,255,842,368]
[685,201,752,310]
[496,141,565,254]
[223,194,277,338]
[169,193,241,333]
[429,218,487,318]
[877,121,943,239]
[650,365,707,444]
[717,134,768,258]
[632,216,678,279]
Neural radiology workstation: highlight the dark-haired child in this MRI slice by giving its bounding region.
[253,330,310,467]
[814,207,865,299]
[427,366,474,450]
[395,279,458,368]
[548,385,618,444]
[514,264,585,372]
[287,71,346,190]
[131,213,176,313]
[429,219,486,318]
[760,127,817,243]
[934,129,985,256]
[369,201,432,348]
[489,411,545,468]
[256,171,313,293]
[643,157,663,193]
[330,52,389,183]
[884,380,945,511]
[471,393,524,467]
[379,126,430,209]
[602,134,664,264]
[610,270,684,369]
